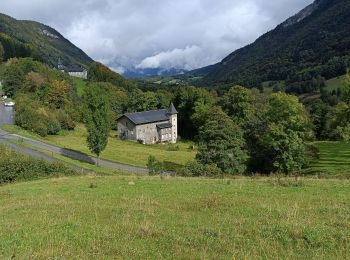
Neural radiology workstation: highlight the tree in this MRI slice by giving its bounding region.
[174,86,216,139]
[0,42,4,62]
[2,59,25,95]
[45,80,69,109]
[84,84,111,166]
[248,93,312,174]
[220,85,255,124]
[196,107,248,174]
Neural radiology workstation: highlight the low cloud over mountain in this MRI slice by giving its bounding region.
[0,0,312,75]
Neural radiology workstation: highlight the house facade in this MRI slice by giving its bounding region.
[117,104,178,144]
[67,68,88,80]
[58,59,88,79]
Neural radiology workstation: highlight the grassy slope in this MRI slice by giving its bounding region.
[71,77,87,97]
[0,176,349,258]
[2,124,196,169]
[325,75,346,91]
[307,141,350,176]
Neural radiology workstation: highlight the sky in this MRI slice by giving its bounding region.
[0,0,313,73]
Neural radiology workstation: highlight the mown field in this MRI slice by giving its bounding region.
[325,75,346,91]
[2,124,196,169]
[0,176,349,259]
[307,141,350,176]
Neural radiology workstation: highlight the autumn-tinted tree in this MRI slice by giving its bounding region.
[84,84,110,166]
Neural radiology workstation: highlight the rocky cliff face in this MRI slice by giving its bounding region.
[282,0,332,27]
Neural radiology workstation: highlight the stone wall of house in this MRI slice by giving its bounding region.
[68,71,88,80]
[117,114,178,144]
[136,120,169,144]
[117,117,137,140]
[169,114,178,144]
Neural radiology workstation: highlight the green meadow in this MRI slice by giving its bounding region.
[0,176,349,259]
[307,141,350,176]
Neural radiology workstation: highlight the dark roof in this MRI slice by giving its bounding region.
[157,123,173,129]
[123,109,169,125]
[67,67,86,73]
[168,103,178,115]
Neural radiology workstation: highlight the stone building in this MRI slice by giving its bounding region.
[117,103,178,144]
[58,59,88,79]
[67,68,88,79]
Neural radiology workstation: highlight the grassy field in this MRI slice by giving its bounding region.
[71,77,87,97]
[325,75,346,92]
[307,141,350,176]
[2,124,196,170]
[0,176,349,258]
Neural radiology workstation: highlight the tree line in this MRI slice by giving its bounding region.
[1,58,350,175]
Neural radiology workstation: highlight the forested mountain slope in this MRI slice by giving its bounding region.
[0,13,93,68]
[201,0,350,93]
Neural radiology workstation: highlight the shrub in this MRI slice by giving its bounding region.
[147,156,164,176]
[33,121,48,137]
[0,144,77,184]
[179,161,222,178]
[46,114,61,135]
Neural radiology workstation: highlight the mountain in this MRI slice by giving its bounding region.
[123,67,188,79]
[0,13,93,68]
[199,0,350,92]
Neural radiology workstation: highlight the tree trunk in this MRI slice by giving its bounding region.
[97,154,100,167]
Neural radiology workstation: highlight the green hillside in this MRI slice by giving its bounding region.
[0,13,93,68]
[201,0,350,92]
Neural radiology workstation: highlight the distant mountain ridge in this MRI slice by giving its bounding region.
[196,0,350,91]
[0,13,93,68]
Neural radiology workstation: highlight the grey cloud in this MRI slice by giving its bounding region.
[0,0,313,72]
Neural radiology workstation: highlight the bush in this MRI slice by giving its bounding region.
[147,156,164,176]
[179,161,222,178]
[46,114,61,135]
[0,144,77,184]
[56,110,75,130]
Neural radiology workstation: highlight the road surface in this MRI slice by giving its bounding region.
[0,102,149,174]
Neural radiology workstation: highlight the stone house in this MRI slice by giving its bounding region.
[117,103,178,144]
[67,68,88,80]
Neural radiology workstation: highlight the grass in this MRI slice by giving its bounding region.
[71,77,87,97]
[0,175,349,258]
[325,75,346,92]
[307,141,350,176]
[2,124,196,170]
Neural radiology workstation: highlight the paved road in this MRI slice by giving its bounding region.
[0,101,14,125]
[0,102,149,174]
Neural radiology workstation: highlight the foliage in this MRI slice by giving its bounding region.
[84,84,111,163]
[179,161,222,177]
[248,93,312,174]
[220,85,256,124]
[88,62,136,91]
[173,86,216,139]
[0,144,76,184]
[147,155,164,176]
[196,107,248,174]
